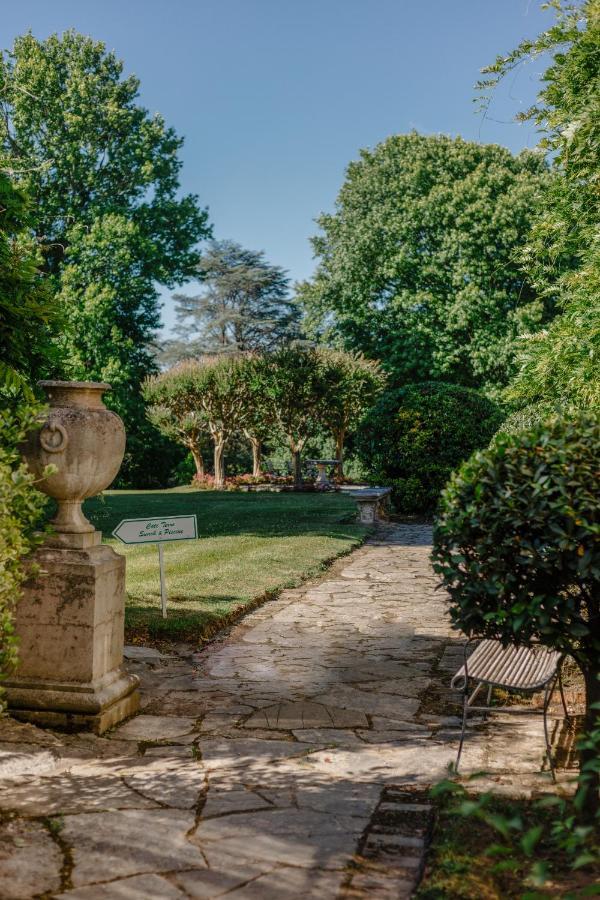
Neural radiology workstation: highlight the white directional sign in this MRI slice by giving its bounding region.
[112,515,198,619]
[112,515,198,545]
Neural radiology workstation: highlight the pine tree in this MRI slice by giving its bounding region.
[163,240,300,362]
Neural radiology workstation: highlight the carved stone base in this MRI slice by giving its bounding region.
[5,539,139,735]
[5,671,139,734]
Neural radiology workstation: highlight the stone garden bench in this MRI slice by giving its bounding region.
[347,487,392,524]
[451,638,570,780]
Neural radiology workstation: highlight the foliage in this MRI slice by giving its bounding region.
[479,1,600,413]
[144,371,207,479]
[0,30,210,485]
[163,240,300,363]
[315,349,385,475]
[260,347,329,487]
[0,165,58,390]
[417,779,600,898]
[297,132,550,396]
[146,348,388,487]
[0,405,50,705]
[432,411,600,818]
[356,382,502,513]
[84,489,366,643]
[148,357,253,488]
[0,165,57,697]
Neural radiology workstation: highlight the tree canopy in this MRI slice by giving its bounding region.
[0,30,211,485]
[297,132,550,396]
[479,0,600,416]
[0,166,57,392]
[164,240,300,363]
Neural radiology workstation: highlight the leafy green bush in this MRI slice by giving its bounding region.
[0,403,49,706]
[355,382,502,513]
[418,780,599,897]
[432,411,600,819]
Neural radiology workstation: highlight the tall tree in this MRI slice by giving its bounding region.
[0,165,58,391]
[163,240,300,362]
[0,31,211,485]
[0,166,56,695]
[297,133,550,396]
[479,0,600,417]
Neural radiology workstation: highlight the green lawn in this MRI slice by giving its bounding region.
[84,488,368,642]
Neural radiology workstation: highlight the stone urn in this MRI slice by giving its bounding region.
[8,379,139,734]
[22,380,126,536]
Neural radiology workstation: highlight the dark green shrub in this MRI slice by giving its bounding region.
[355,382,502,513]
[432,411,600,819]
[0,403,50,705]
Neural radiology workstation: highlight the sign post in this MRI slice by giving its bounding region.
[112,515,198,618]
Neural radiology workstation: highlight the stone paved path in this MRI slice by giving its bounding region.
[0,524,558,899]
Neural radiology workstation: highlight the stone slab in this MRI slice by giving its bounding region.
[110,715,199,742]
[0,818,62,899]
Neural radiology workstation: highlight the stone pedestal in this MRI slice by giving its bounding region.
[5,532,139,734]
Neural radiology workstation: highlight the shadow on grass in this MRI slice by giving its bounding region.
[84,490,367,541]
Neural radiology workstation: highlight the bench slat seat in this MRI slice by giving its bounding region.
[450,638,569,780]
[451,640,560,693]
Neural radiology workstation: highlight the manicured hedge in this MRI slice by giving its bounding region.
[356,382,503,513]
[432,411,600,817]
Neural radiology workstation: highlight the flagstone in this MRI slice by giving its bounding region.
[172,862,279,898]
[242,700,368,730]
[194,808,365,869]
[0,770,159,815]
[62,808,204,886]
[110,715,199,742]
[56,873,188,899]
[0,744,59,779]
[0,818,61,899]
[0,523,551,899]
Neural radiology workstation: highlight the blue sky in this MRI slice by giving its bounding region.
[2,1,554,333]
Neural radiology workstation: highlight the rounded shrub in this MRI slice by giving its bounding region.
[355,382,502,513]
[432,411,600,816]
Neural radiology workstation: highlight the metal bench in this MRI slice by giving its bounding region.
[451,639,571,780]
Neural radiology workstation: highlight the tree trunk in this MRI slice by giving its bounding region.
[190,443,204,479]
[249,436,262,478]
[335,429,345,479]
[213,438,226,489]
[577,667,600,822]
[291,446,303,489]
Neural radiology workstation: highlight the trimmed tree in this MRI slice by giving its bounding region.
[262,348,327,487]
[156,357,249,488]
[237,354,277,477]
[432,412,600,820]
[316,349,385,476]
[143,372,207,479]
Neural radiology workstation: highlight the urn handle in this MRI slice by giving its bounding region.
[40,421,69,454]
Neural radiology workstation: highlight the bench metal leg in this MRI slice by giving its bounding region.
[455,680,485,772]
[557,666,572,726]
[543,681,557,783]
[455,690,469,773]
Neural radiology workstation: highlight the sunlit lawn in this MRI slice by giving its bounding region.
[84,487,368,642]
